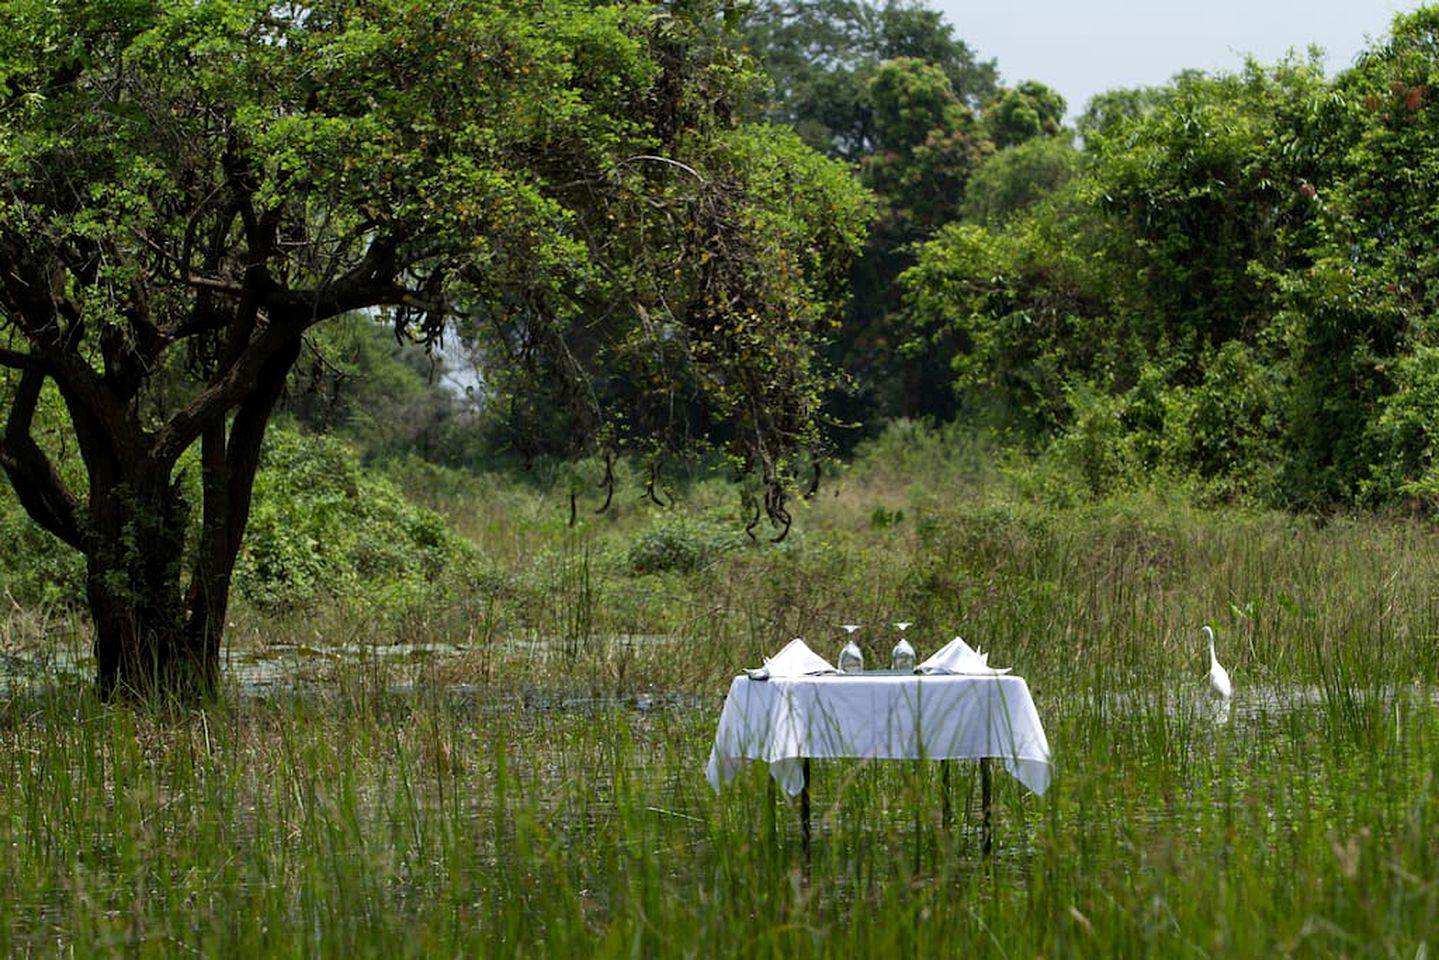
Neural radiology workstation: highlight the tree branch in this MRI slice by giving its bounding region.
[0,347,43,370]
[0,367,84,551]
[0,240,145,456]
[150,320,299,463]
[152,234,427,463]
[595,451,616,515]
[184,332,301,627]
[618,154,708,183]
[185,274,247,296]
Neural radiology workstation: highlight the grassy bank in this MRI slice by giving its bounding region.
[2,424,1438,955]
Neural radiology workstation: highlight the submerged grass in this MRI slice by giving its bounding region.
[3,424,1439,956]
[1,666,1435,956]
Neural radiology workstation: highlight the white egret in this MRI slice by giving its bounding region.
[1203,625,1232,699]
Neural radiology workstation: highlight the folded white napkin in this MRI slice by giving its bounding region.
[917,636,1012,675]
[745,638,837,679]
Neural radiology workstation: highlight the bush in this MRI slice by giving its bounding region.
[235,427,477,613]
[0,487,85,608]
[1365,345,1439,511]
[627,514,746,575]
[1157,343,1284,502]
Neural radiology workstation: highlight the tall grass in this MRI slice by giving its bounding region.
[1,664,1434,955]
[2,422,1438,955]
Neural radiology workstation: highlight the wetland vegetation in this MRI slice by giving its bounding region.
[3,423,1438,956]
[6,1,1439,955]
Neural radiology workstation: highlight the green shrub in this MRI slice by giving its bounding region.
[235,427,476,613]
[626,514,745,575]
[1365,344,1439,510]
[0,486,85,608]
[1157,343,1284,502]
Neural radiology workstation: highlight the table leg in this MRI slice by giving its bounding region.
[940,759,952,829]
[766,772,776,845]
[980,756,993,857]
[800,758,811,862]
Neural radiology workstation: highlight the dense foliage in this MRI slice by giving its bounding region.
[11,0,1439,687]
[0,0,869,696]
[901,8,1439,511]
[741,0,1068,429]
[234,426,472,613]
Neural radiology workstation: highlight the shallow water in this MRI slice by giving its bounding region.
[0,634,711,721]
[5,635,1436,742]
[1089,681,1439,724]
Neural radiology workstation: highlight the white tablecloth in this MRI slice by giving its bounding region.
[705,674,1052,797]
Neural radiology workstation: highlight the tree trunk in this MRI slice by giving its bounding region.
[89,559,217,701]
[81,333,299,701]
[84,466,215,700]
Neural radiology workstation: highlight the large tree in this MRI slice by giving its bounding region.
[0,0,870,698]
[741,0,997,160]
[900,56,1348,499]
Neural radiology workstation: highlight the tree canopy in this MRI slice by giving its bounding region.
[900,7,1439,510]
[0,0,870,696]
[741,0,998,160]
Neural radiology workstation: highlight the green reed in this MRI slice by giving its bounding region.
[2,662,1433,956]
[4,435,1439,955]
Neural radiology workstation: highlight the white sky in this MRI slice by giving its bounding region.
[931,0,1425,119]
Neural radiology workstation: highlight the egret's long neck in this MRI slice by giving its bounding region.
[1206,632,1217,665]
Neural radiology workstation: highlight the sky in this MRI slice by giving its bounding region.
[931,0,1427,119]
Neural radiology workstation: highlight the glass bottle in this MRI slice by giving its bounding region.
[891,621,916,672]
[839,624,864,673]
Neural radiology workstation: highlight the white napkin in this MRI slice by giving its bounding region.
[745,638,837,680]
[917,636,1012,675]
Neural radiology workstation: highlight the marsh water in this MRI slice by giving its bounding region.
[8,631,1430,718]
[2,630,1436,956]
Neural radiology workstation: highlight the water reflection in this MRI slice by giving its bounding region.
[1211,697,1231,726]
[1,632,687,688]
[1089,681,1439,724]
[6,635,1436,732]
[0,634,708,719]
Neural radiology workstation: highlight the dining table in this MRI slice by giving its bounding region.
[705,671,1052,854]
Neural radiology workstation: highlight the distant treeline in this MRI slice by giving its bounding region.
[750,2,1439,511]
[11,1,1439,527]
